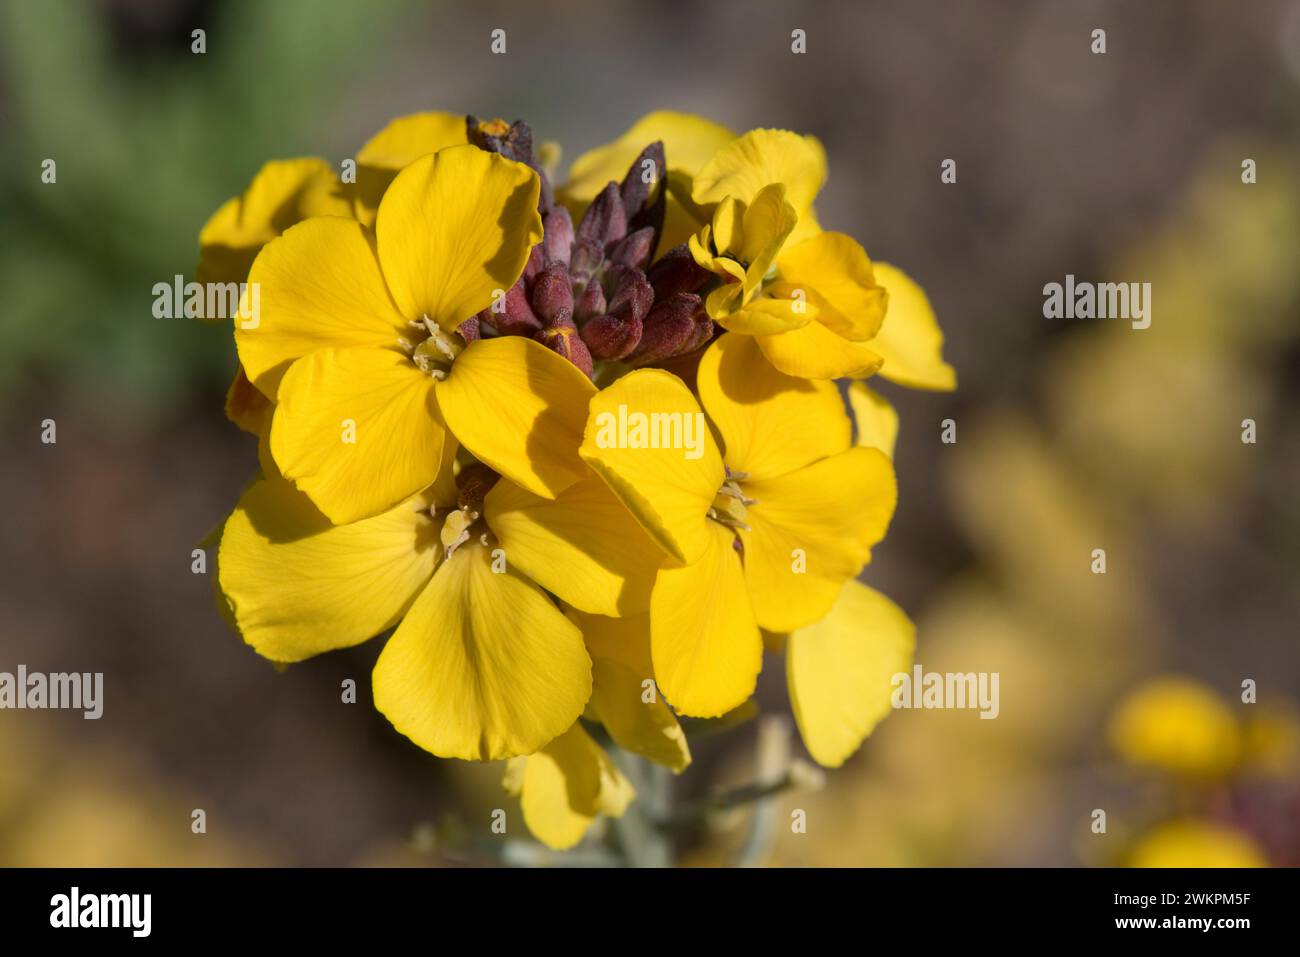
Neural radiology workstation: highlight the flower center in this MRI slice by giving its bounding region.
[435,463,499,559]
[707,469,756,532]
[403,314,467,380]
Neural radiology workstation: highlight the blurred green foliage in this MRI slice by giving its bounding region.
[0,0,409,418]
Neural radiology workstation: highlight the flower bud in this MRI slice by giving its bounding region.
[542,206,574,267]
[605,264,653,324]
[646,243,711,301]
[531,264,574,325]
[535,318,593,377]
[468,116,533,165]
[569,237,604,286]
[574,281,606,323]
[575,182,627,250]
[628,292,705,366]
[490,278,542,336]
[619,141,665,219]
[609,226,656,272]
[458,316,481,343]
[523,242,545,284]
[581,312,642,361]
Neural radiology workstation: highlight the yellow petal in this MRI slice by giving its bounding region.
[198,158,350,286]
[741,447,897,633]
[756,317,883,379]
[269,347,445,524]
[376,146,541,331]
[710,196,744,258]
[562,110,735,205]
[516,723,635,850]
[738,183,798,283]
[224,364,271,436]
[373,540,592,761]
[236,216,409,396]
[436,335,593,499]
[566,608,691,772]
[697,333,850,481]
[353,111,469,226]
[217,477,438,663]
[651,524,762,717]
[847,381,899,458]
[869,262,957,391]
[580,370,724,564]
[786,580,915,768]
[485,476,664,616]
[592,658,691,773]
[777,232,888,341]
[703,274,813,336]
[691,128,826,216]
[711,291,814,336]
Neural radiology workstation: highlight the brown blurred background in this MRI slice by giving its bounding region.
[1,0,1298,866]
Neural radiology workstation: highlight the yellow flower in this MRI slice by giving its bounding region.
[580,332,897,717]
[1109,677,1242,778]
[1128,819,1267,868]
[200,114,485,443]
[687,128,955,387]
[235,145,604,524]
[217,455,663,761]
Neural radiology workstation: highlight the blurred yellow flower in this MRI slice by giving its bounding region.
[1109,677,1242,778]
[1128,819,1266,868]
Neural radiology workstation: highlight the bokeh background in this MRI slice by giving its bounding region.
[2,0,1298,866]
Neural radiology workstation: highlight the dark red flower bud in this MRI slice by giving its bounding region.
[542,206,574,267]
[575,182,627,250]
[574,281,606,323]
[488,278,542,336]
[605,264,654,324]
[581,312,643,361]
[535,318,594,377]
[620,141,665,218]
[609,226,656,272]
[523,242,545,283]
[628,292,705,366]
[531,263,574,325]
[458,316,481,343]
[569,237,604,286]
[646,243,711,301]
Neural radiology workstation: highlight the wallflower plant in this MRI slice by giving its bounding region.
[202,108,955,858]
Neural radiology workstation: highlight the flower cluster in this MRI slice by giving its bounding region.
[201,110,955,851]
